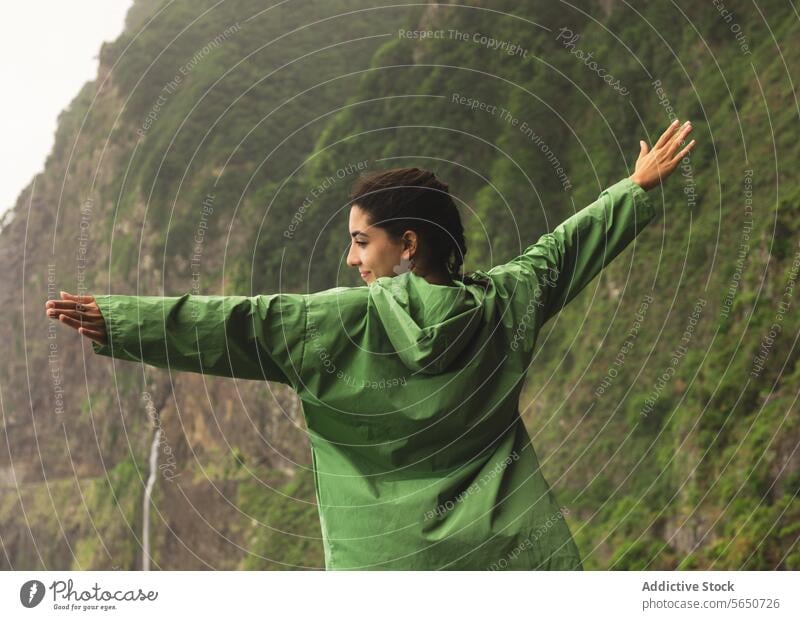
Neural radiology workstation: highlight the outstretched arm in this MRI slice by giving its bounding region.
[488,120,696,336]
[45,290,307,386]
[488,177,654,332]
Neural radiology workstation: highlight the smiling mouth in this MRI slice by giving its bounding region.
[360,271,370,279]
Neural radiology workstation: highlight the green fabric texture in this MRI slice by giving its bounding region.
[92,177,654,569]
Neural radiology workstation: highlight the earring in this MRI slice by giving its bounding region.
[392,256,415,275]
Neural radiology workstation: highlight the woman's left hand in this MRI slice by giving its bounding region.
[630,120,696,191]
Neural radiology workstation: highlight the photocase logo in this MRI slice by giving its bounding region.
[17,578,158,612]
[20,580,45,608]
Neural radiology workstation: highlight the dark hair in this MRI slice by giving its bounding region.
[348,167,489,287]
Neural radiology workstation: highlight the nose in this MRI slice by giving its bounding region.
[346,243,360,267]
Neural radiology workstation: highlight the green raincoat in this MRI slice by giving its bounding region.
[92,176,654,570]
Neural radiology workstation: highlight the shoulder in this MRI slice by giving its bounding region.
[303,285,371,323]
[306,284,371,303]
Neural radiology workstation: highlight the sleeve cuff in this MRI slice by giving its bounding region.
[616,176,656,223]
[91,295,120,358]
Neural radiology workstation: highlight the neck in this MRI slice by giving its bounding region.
[412,266,454,286]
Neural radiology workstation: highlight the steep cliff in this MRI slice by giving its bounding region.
[1,0,798,569]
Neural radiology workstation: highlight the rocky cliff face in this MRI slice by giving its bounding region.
[2,0,799,570]
[0,47,312,565]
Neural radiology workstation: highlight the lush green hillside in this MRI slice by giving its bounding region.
[1,0,797,569]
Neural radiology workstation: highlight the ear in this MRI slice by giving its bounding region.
[401,230,418,259]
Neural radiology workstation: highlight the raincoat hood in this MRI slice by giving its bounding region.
[367,271,486,374]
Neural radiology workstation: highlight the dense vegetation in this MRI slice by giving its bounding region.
[1,0,797,569]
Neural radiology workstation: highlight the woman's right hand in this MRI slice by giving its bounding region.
[45,291,108,345]
[630,119,696,191]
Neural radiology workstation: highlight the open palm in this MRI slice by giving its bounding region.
[630,119,696,191]
[45,291,108,345]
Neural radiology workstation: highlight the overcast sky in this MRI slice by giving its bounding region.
[0,1,132,220]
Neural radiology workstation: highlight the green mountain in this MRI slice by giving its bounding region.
[1,0,797,569]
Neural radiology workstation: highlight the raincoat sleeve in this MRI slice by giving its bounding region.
[488,176,656,331]
[90,293,307,387]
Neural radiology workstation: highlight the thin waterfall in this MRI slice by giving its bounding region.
[142,425,161,571]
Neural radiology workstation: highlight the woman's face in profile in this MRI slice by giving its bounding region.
[347,205,411,285]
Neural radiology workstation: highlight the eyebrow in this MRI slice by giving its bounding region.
[350,231,369,238]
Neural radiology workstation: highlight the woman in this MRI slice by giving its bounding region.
[45,120,695,570]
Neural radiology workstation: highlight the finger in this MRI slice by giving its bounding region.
[46,300,100,313]
[46,300,79,310]
[638,140,649,159]
[667,121,692,153]
[48,313,106,329]
[60,291,95,303]
[56,314,83,333]
[78,327,108,345]
[667,123,692,154]
[48,309,104,323]
[58,313,99,331]
[654,119,680,149]
[670,139,696,166]
[54,304,102,317]
[47,309,85,320]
